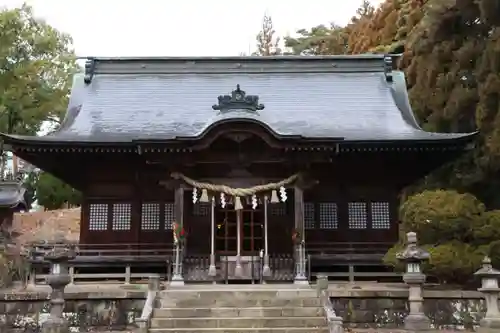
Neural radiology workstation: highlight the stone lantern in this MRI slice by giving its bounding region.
[41,240,76,333]
[474,256,500,332]
[396,232,431,331]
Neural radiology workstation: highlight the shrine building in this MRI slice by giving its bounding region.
[0,55,477,283]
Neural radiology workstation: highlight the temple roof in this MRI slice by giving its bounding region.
[1,55,476,145]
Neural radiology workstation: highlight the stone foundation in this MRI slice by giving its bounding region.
[0,285,145,332]
[0,284,490,331]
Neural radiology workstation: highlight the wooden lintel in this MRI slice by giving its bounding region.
[159,179,188,190]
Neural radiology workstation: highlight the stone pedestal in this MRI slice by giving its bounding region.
[170,243,184,286]
[475,256,500,333]
[396,232,431,332]
[41,243,75,333]
[294,242,308,285]
[262,254,271,277]
[403,273,431,331]
[208,254,217,277]
[317,274,344,333]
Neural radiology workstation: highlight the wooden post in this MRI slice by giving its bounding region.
[234,210,243,277]
[262,196,271,277]
[208,197,216,277]
[294,185,308,284]
[171,186,184,286]
[125,265,131,284]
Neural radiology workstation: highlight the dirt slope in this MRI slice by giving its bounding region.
[12,208,81,244]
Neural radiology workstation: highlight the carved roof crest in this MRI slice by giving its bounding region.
[212,84,265,112]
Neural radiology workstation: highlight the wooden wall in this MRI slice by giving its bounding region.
[77,152,400,253]
[79,157,174,247]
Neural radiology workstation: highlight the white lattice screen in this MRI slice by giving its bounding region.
[141,203,161,230]
[319,203,338,229]
[371,202,391,229]
[164,203,175,230]
[112,203,131,231]
[304,202,315,229]
[89,204,108,231]
[348,202,367,229]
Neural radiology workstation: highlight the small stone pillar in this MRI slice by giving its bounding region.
[396,232,431,331]
[136,274,161,333]
[475,256,500,332]
[42,242,76,333]
[317,274,343,333]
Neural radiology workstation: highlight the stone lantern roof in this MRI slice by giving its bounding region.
[396,232,430,263]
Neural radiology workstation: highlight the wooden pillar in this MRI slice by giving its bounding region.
[294,185,308,284]
[132,170,141,247]
[171,186,185,285]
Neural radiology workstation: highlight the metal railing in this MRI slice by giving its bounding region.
[182,254,296,283]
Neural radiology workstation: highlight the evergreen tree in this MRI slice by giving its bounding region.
[253,14,282,56]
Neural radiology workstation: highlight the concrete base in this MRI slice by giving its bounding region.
[327,316,344,333]
[478,329,500,333]
[41,319,69,333]
[170,278,184,286]
[294,278,309,285]
[208,264,217,277]
[135,318,148,333]
[404,313,431,331]
[478,317,500,331]
[234,264,243,277]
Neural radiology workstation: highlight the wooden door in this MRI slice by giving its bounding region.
[215,208,263,255]
[242,209,263,254]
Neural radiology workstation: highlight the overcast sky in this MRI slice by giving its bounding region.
[0,0,384,57]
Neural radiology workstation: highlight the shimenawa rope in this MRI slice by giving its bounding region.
[170,172,299,196]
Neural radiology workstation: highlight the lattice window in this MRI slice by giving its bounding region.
[141,203,160,230]
[371,202,391,229]
[270,204,287,216]
[193,202,210,216]
[112,203,131,231]
[348,202,367,229]
[164,203,175,230]
[319,203,338,229]
[89,204,108,231]
[304,202,315,229]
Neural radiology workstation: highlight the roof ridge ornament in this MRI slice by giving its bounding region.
[84,58,96,85]
[212,84,265,112]
[384,55,393,83]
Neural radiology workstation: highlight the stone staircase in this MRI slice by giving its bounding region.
[148,285,329,333]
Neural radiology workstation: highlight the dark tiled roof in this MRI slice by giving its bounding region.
[1,56,476,144]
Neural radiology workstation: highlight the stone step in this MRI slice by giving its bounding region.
[150,317,327,329]
[153,306,323,318]
[159,296,321,308]
[149,328,330,333]
[159,289,318,300]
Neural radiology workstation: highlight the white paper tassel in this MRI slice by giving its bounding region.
[192,188,198,204]
[220,193,226,208]
[251,194,258,209]
[279,186,287,202]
